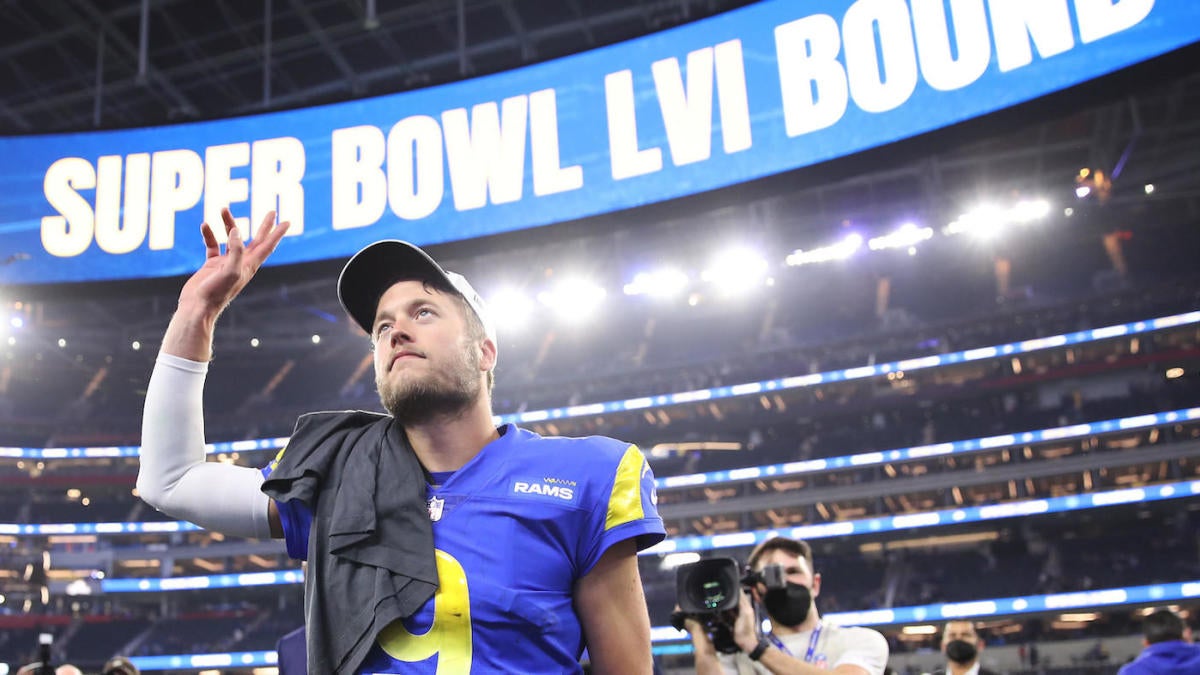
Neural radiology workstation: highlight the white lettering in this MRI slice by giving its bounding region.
[775,14,849,137]
[714,40,753,154]
[605,69,663,179]
[844,0,919,113]
[331,125,387,230]
[1075,0,1154,44]
[148,149,204,251]
[204,142,251,243]
[41,157,96,258]
[988,0,1075,72]
[912,0,991,91]
[513,481,574,500]
[387,115,444,220]
[653,47,716,166]
[96,153,150,254]
[443,96,528,210]
[251,136,306,236]
[529,89,583,196]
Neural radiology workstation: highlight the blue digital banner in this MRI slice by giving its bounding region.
[12,444,1197,541]
[120,580,1200,669]
[2,309,1195,460]
[1,0,1197,284]
[27,477,1190,567]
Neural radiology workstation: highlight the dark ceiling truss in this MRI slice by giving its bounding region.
[0,0,754,134]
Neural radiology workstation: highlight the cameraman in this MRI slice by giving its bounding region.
[685,537,888,675]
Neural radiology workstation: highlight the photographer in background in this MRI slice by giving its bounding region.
[686,537,888,675]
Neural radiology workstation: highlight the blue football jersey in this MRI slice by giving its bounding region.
[264,423,665,674]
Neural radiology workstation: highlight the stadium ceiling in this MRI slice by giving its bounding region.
[0,0,757,134]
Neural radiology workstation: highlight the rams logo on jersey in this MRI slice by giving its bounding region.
[510,478,579,504]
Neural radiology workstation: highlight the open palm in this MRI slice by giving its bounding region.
[180,207,290,314]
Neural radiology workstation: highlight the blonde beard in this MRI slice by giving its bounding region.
[376,351,482,425]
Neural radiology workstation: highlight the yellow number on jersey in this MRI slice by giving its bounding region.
[378,549,472,674]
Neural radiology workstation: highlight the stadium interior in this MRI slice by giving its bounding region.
[1,1,1199,674]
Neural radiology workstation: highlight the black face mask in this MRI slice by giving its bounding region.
[762,582,812,627]
[946,639,978,664]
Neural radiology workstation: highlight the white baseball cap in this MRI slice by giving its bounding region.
[337,240,497,347]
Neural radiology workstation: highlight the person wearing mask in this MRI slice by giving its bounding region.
[686,536,889,675]
[932,621,996,675]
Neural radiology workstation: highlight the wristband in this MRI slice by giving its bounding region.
[748,638,770,661]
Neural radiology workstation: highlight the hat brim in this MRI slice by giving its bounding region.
[337,240,455,335]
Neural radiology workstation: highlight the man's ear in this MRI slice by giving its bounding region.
[810,572,821,598]
[479,337,497,373]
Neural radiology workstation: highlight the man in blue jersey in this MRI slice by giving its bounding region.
[138,209,666,674]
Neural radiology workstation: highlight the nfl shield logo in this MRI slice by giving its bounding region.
[427,496,444,522]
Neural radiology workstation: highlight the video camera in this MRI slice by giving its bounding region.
[669,557,789,654]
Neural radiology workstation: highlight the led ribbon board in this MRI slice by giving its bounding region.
[1,0,1198,284]
[118,580,1200,668]
[3,310,1196,459]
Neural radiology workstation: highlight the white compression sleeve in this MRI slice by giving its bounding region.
[137,352,274,540]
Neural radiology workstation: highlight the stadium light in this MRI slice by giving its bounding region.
[1075,185,1091,198]
[9,316,22,329]
[1010,198,1051,223]
[131,341,141,351]
[786,233,863,266]
[57,338,67,348]
[487,288,535,331]
[538,279,606,323]
[868,223,932,251]
[250,338,260,348]
[1144,183,1155,194]
[701,248,768,295]
[945,200,1051,238]
[311,334,321,345]
[624,268,689,298]
[659,552,701,570]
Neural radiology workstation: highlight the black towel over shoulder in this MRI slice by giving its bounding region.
[262,410,438,675]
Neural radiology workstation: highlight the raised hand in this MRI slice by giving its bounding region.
[178,208,290,317]
[163,208,290,361]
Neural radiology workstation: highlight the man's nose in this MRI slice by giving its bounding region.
[388,322,414,347]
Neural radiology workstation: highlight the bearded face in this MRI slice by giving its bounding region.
[376,334,482,425]
[371,280,488,426]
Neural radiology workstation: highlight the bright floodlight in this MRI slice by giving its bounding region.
[9,316,22,329]
[1144,183,1155,195]
[701,248,768,295]
[659,551,701,570]
[1075,185,1091,198]
[487,288,535,331]
[623,268,689,298]
[538,279,606,324]
[786,233,863,266]
[1011,199,1051,223]
[946,199,1051,239]
[868,223,933,251]
[311,334,321,345]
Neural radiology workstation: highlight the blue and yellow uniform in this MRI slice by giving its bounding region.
[264,423,665,674]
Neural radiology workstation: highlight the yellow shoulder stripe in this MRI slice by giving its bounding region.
[605,444,646,531]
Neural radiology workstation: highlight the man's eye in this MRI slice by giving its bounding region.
[375,323,392,338]
[416,308,433,318]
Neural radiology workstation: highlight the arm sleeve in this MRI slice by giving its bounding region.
[137,352,273,540]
